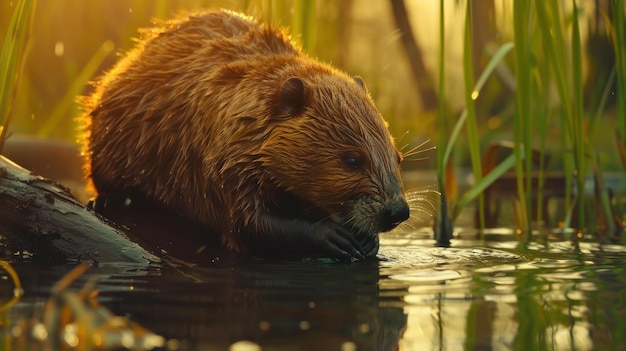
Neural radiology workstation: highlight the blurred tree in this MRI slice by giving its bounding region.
[389,0,439,112]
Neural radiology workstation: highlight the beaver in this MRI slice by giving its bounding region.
[79,9,409,261]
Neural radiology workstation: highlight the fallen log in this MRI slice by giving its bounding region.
[0,155,158,265]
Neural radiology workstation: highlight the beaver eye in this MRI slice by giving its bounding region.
[342,153,363,170]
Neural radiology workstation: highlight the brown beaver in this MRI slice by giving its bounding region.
[79,9,409,261]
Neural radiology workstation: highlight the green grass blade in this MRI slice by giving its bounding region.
[589,67,616,137]
[443,109,466,168]
[473,42,514,98]
[437,0,447,182]
[593,156,616,236]
[536,0,585,230]
[440,41,515,224]
[533,53,552,228]
[513,0,532,233]
[0,0,36,150]
[442,42,514,166]
[462,1,484,230]
[435,0,453,245]
[571,0,586,230]
[454,153,517,220]
[615,0,626,142]
[0,2,27,103]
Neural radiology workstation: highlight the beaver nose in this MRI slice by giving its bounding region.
[381,199,410,231]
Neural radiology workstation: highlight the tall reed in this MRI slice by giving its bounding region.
[436,1,515,231]
[446,42,515,220]
[438,0,605,235]
[615,0,626,154]
[535,0,587,231]
[0,0,35,151]
[512,0,532,233]
[435,0,452,245]
[462,1,484,230]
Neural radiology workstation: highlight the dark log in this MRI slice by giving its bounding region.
[0,155,158,265]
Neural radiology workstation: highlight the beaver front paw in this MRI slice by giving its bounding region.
[354,230,380,258]
[309,221,368,262]
[252,214,376,261]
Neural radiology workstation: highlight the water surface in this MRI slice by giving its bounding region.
[2,228,625,351]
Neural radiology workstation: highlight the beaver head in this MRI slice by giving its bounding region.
[257,75,409,246]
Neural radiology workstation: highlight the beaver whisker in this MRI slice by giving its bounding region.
[395,130,411,145]
[394,207,435,230]
[399,137,430,153]
[399,138,435,161]
[408,195,438,211]
[394,219,416,231]
[341,214,361,229]
[405,185,439,198]
[409,205,437,218]
[404,186,439,218]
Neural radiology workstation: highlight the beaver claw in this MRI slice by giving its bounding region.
[314,221,367,262]
[253,215,375,261]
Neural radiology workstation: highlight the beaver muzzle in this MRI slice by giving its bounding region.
[380,199,410,232]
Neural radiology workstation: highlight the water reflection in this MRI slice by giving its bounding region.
[1,232,626,350]
[379,235,626,351]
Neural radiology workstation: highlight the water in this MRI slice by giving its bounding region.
[2,228,626,351]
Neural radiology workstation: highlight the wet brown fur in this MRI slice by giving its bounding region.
[79,10,407,254]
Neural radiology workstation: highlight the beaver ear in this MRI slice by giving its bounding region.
[276,77,310,117]
[354,76,366,90]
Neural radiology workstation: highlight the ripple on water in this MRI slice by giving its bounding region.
[376,246,523,299]
[378,246,522,270]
